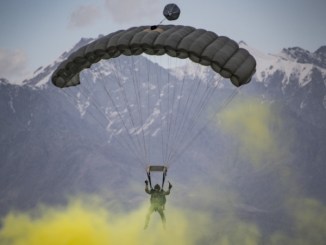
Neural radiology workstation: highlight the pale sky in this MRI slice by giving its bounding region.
[1,0,325,83]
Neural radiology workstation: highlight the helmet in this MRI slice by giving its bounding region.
[154,184,161,190]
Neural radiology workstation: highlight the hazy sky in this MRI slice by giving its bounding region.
[1,0,325,83]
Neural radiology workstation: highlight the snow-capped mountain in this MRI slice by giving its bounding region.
[1,38,326,239]
[282,46,326,68]
[243,43,326,128]
[21,37,95,88]
[245,43,326,89]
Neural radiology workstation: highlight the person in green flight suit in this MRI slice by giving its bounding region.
[144,180,172,229]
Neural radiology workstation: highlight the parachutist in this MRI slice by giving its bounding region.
[144,181,172,229]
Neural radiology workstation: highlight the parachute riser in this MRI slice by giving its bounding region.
[146,165,168,189]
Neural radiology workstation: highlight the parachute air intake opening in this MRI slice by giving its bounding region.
[150,25,158,30]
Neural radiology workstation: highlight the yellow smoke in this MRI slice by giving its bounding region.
[269,197,326,245]
[1,173,325,244]
[0,193,264,245]
[217,97,286,169]
[0,197,190,245]
[217,96,326,244]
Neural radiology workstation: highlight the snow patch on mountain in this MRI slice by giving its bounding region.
[35,73,52,88]
[8,95,16,113]
[0,78,10,85]
[133,107,161,135]
[169,61,225,89]
[89,61,115,80]
[76,92,90,117]
[241,43,326,87]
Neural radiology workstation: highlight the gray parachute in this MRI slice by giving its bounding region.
[52,25,256,88]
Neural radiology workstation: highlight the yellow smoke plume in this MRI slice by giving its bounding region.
[217,97,287,169]
[269,197,326,244]
[217,96,326,244]
[0,196,192,245]
[0,193,263,245]
[1,180,325,244]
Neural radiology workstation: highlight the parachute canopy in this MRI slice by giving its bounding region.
[52,25,256,89]
[163,3,181,21]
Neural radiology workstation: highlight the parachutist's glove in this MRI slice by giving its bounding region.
[145,180,148,186]
[168,182,172,189]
